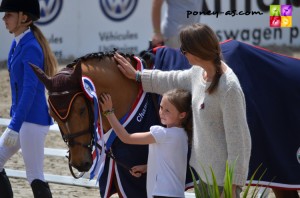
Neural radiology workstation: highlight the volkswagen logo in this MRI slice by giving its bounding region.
[99,0,138,21]
[36,0,63,25]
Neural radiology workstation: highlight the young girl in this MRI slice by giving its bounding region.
[100,89,192,198]
[114,23,252,198]
[0,0,57,197]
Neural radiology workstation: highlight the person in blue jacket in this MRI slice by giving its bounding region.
[0,0,57,197]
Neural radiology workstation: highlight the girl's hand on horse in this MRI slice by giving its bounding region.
[130,164,147,178]
[114,52,137,81]
[100,93,113,112]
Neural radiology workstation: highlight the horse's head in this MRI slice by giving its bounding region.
[30,61,94,173]
[30,52,141,176]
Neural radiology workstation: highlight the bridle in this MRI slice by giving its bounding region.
[48,89,132,178]
[48,90,95,179]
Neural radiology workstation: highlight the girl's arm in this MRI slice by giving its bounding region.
[9,45,43,132]
[151,0,164,46]
[100,93,156,145]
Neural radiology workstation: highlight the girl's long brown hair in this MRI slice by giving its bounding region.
[164,89,193,145]
[30,23,57,77]
[180,23,222,94]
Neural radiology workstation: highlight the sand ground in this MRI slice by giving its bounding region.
[0,50,299,198]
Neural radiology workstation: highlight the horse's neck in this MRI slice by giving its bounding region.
[81,58,139,131]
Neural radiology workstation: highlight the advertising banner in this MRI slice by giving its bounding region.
[0,0,299,61]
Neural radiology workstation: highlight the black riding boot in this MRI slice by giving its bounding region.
[31,179,53,198]
[0,169,13,198]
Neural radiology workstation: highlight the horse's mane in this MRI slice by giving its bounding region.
[65,49,138,69]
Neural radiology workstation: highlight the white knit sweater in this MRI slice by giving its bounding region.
[141,65,251,186]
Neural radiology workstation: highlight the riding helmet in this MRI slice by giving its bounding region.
[0,0,40,21]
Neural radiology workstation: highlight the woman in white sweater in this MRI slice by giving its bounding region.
[114,23,251,198]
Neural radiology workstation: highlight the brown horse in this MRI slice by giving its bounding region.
[30,52,159,197]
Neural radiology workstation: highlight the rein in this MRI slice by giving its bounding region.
[95,143,131,171]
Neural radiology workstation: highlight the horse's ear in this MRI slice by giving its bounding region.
[29,62,53,91]
[72,60,82,79]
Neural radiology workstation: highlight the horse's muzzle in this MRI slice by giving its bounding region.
[70,160,93,172]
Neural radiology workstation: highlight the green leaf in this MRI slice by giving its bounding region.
[189,166,202,198]
[191,160,269,198]
[243,164,269,198]
[210,166,220,198]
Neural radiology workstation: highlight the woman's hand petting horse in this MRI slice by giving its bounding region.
[114,52,137,80]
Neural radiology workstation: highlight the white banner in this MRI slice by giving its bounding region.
[0,0,299,61]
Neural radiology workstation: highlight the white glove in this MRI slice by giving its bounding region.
[3,128,19,147]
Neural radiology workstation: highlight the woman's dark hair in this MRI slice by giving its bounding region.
[180,23,223,94]
[163,89,193,145]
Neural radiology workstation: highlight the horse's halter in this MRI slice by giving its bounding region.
[48,90,95,178]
